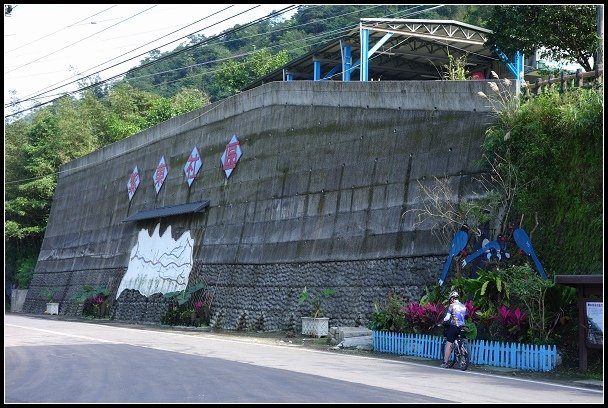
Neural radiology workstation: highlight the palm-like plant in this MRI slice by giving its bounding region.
[298,287,336,318]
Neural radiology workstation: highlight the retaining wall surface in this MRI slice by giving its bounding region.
[23,80,501,330]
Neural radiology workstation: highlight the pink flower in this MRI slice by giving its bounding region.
[90,295,105,305]
[194,300,204,313]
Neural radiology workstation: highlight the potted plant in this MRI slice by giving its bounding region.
[298,286,336,337]
[42,288,59,315]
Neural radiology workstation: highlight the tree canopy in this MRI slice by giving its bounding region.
[484,5,600,71]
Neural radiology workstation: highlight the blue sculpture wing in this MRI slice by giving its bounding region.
[438,230,468,286]
[513,228,548,279]
[462,239,501,266]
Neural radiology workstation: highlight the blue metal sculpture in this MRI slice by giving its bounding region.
[460,239,510,268]
[512,227,548,279]
[438,224,470,286]
[452,224,547,281]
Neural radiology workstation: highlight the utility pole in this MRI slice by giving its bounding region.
[596,5,604,70]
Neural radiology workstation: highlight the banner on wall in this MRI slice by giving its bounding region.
[221,135,242,178]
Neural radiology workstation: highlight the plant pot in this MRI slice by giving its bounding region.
[301,317,329,338]
[46,302,59,315]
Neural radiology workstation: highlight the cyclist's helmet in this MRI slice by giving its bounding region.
[449,291,459,300]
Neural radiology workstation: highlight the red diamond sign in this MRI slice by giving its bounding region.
[153,156,168,194]
[184,146,202,187]
[127,166,140,201]
[220,135,242,178]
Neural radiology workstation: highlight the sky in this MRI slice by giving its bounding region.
[4,4,298,116]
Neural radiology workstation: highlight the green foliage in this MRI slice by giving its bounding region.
[13,256,37,289]
[170,88,210,115]
[502,265,575,344]
[485,5,599,72]
[214,48,289,99]
[164,282,206,306]
[370,291,407,332]
[71,285,110,303]
[298,286,336,318]
[481,83,603,275]
[41,288,57,303]
[419,285,448,305]
[162,282,209,327]
[463,319,478,340]
[71,285,111,319]
[451,268,510,312]
[441,51,468,80]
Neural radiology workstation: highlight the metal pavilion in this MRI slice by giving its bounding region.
[244,19,523,90]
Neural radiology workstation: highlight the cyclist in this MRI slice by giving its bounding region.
[441,290,467,368]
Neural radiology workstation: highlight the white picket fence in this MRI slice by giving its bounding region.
[372,330,557,372]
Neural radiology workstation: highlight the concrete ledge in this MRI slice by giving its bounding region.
[329,326,372,342]
[329,326,373,350]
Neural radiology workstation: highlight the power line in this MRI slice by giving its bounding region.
[11,4,239,105]
[5,5,158,75]
[5,5,297,114]
[4,5,117,54]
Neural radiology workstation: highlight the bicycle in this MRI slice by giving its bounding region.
[441,329,469,371]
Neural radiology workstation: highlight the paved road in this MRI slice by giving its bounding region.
[4,314,604,403]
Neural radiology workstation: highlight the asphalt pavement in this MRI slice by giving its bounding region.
[9,312,604,392]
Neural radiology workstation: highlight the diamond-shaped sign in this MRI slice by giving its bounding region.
[127,166,140,201]
[153,156,168,194]
[220,135,242,178]
[184,146,203,187]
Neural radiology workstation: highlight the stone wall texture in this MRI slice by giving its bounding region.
[22,80,503,331]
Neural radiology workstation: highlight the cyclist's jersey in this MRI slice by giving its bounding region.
[445,300,467,327]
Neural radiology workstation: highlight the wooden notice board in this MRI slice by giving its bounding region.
[555,274,603,370]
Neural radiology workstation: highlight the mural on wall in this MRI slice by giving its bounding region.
[221,135,242,178]
[127,166,140,202]
[184,146,203,187]
[153,155,168,194]
[116,224,194,299]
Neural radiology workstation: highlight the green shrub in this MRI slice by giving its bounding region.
[14,256,36,289]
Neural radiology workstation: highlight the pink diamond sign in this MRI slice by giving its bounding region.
[220,135,242,178]
[127,166,140,201]
[153,156,168,194]
[184,146,202,187]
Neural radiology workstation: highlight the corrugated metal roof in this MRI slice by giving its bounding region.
[122,200,210,223]
[244,18,499,90]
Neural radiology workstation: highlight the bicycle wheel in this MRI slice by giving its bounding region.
[441,340,456,368]
[458,339,469,371]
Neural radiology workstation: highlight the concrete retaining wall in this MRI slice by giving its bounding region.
[23,80,502,330]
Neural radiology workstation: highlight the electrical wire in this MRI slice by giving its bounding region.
[4,5,118,54]
[5,5,298,115]
[11,4,239,105]
[5,5,158,75]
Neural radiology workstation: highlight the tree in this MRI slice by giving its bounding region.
[170,88,209,116]
[484,5,600,71]
[214,48,288,99]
